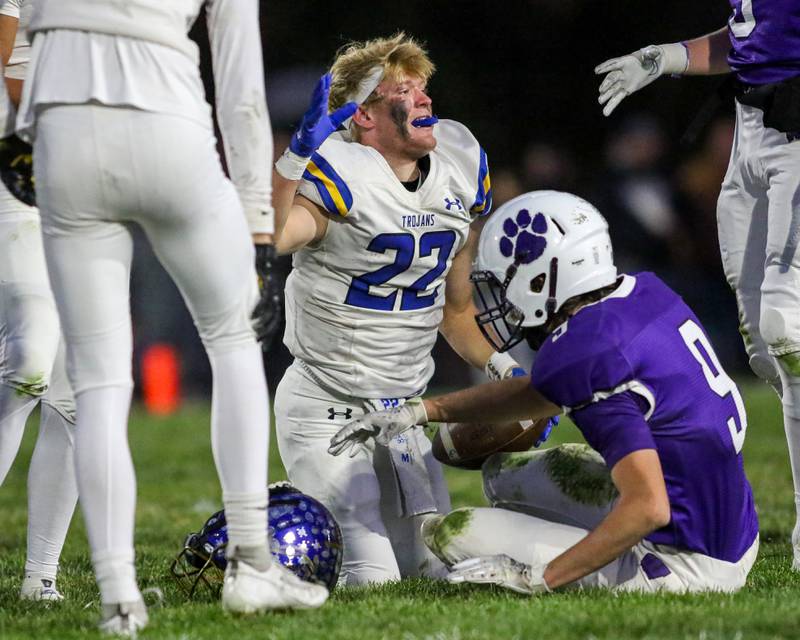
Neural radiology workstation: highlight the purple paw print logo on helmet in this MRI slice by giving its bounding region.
[499,209,548,264]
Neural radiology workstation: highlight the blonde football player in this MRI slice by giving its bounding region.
[0,0,77,602]
[272,33,540,585]
[18,0,326,633]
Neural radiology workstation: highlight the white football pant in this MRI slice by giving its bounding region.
[717,101,800,564]
[34,104,270,604]
[426,445,757,592]
[0,191,78,587]
[275,361,450,585]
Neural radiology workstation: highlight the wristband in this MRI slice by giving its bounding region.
[406,397,429,425]
[485,351,521,381]
[275,147,310,181]
[657,42,689,76]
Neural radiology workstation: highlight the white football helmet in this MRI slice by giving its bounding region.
[472,191,617,351]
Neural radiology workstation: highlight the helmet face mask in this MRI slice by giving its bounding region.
[170,484,344,599]
[473,191,617,351]
[471,268,527,352]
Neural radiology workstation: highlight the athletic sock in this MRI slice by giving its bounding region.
[25,403,78,577]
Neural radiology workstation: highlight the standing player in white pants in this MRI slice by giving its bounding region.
[593,0,800,568]
[0,0,77,603]
[18,0,326,634]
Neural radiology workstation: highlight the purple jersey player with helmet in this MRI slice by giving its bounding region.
[595,0,800,570]
[330,191,759,594]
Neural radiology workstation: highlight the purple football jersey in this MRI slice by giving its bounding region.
[727,0,800,84]
[531,272,758,562]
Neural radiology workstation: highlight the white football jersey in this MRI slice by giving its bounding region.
[0,0,31,80]
[288,119,493,398]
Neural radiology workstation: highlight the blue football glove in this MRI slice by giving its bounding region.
[289,74,357,158]
[534,415,559,448]
[275,74,357,181]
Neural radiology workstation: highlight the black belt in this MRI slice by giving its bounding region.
[733,75,800,136]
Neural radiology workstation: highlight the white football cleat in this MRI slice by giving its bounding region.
[20,576,64,602]
[222,559,328,613]
[98,600,148,637]
[792,521,800,571]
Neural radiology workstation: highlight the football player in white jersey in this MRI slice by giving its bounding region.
[271,33,538,585]
[0,0,78,603]
[19,0,327,633]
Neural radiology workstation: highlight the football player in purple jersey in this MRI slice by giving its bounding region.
[595,0,800,569]
[330,191,759,594]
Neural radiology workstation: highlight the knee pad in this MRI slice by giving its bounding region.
[65,330,133,394]
[0,287,60,395]
[195,281,258,354]
[748,351,781,385]
[1,342,54,396]
[421,507,475,565]
[0,331,59,397]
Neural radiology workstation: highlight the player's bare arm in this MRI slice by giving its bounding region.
[541,449,671,588]
[683,27,733,75]
[272,175,329,254]
[439,225,495,370]
[0,13,21,105]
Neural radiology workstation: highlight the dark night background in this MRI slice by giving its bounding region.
[131,1,749,400]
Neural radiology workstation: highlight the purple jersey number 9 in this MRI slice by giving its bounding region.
[729,0,756,39]
[679,319,748,454]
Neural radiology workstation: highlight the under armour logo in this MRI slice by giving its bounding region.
[327,407,353,420]
[444,197,463,211]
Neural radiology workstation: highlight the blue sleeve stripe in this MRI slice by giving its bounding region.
[302,152,353,217]
[470,147,493,216]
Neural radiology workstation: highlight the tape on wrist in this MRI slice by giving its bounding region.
[408,397,429,425]
[659,42,689,76]
[486,351,520,381]
[275,148,310,181]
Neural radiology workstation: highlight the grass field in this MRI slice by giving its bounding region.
[2,382,800,639]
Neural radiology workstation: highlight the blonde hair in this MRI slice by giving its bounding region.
[328,32,435,112]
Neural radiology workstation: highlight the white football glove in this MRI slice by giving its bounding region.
[594,43,688,117]
[328,398,428,457]
[447,554,550,595]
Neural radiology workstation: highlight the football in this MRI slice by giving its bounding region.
[430,418,549,470]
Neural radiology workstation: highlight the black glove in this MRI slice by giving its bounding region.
[0,134,34,206]
[252,243,283,351]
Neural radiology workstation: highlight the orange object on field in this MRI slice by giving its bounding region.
[141,344,180,415]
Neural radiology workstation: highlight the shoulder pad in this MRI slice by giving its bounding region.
[298,137,362,217]
[433,120,492,217]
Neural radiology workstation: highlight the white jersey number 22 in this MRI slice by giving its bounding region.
[679,319,748,454]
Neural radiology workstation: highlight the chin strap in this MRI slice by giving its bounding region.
[544,257,559,318]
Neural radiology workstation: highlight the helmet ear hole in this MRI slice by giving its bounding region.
[535,310,544,318]
[529,273,546,293]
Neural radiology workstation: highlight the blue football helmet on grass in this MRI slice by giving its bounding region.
[170,482,343,597]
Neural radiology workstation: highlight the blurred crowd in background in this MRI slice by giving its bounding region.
[128,0,751,404]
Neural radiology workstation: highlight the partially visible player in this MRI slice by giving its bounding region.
[331,191,759,594]
[594,0,800,567]
[271,33,543,585]
[0,0,77,602]
[19,0,326,633]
